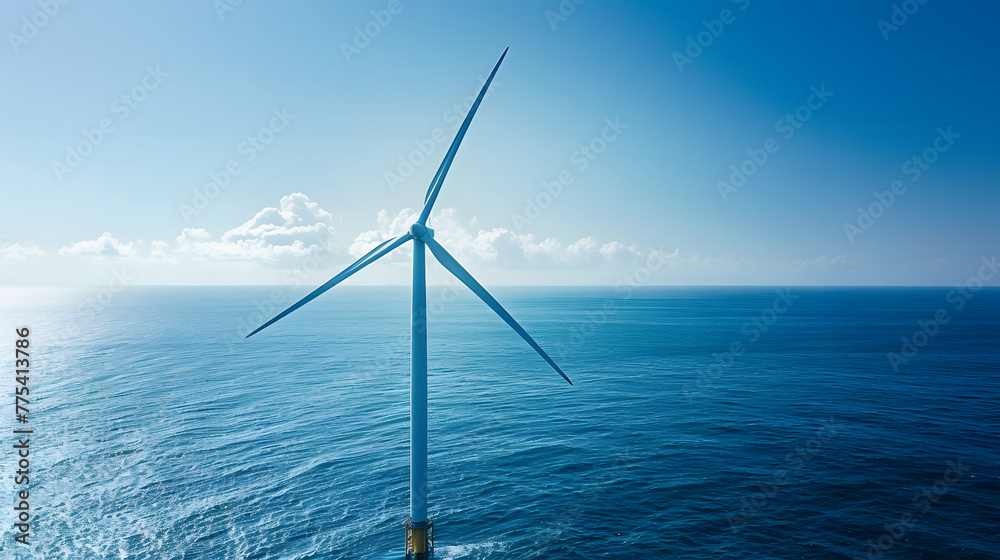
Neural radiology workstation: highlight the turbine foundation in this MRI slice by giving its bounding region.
[404,518,433,559]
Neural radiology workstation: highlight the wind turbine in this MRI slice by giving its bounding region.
[245,47,571,559]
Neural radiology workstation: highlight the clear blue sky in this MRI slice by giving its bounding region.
[2,0,998,286]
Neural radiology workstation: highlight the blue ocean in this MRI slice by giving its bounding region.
[3,286,998,559]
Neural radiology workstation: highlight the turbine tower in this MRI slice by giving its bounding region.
[245,48,571,558]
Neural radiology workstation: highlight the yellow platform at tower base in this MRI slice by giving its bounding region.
[404,518,433,559]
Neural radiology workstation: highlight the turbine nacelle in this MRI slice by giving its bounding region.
[409,223,434,241]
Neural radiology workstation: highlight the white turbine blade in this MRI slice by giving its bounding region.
[417,47,508,225]
[423,236,572,385]
[246,233,413,338]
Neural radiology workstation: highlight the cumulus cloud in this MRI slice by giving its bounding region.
[0,242,46,260]
[146,240,176,263]
[59,232,137,257]
[56,234,177,263]
[29,194,717,280]
[50,194,339,267]
[351,207,648,269]
[174,193,340,266]
[349,208,418,260]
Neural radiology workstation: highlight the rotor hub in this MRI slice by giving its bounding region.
[409,223,433,240]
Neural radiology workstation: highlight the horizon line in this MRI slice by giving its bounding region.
[1,284,994,289]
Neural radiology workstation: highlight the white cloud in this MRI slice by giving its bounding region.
[51,194,339,268]
[146,240,176,263]
[351,207,648,269]
[0,242,46,260]
[59,232,136,257]
[349,208,418,260]
[174,193,340,266]
[19,195,737,284]
[177,228,212,244]
[36,197,662,273]
[221,192,334,245]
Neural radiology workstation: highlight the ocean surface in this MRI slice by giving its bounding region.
[1,286,997,559]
